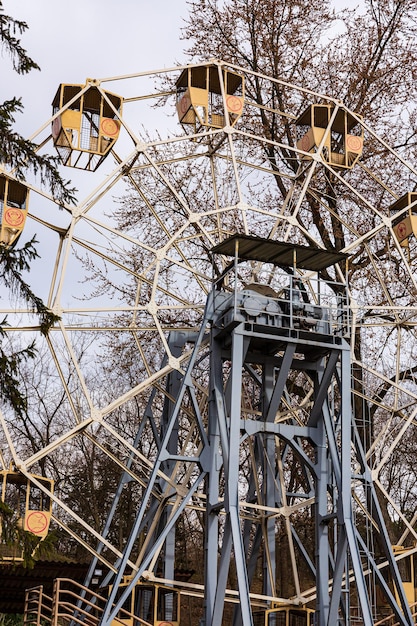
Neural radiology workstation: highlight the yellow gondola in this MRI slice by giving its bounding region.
[296,104,363,169]
[110,578,180,626]
[52,82,122,171]
[253,606,314,626]
[0,469,54,561]
[0,176,29,248]
[392,545,416,607]
[176,63,244,132]
[390,192,417,247]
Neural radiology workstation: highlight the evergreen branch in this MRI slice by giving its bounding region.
[0,2,40,74]
[0,320,35,417]
[0,98,77,207]
[0,239,61,335]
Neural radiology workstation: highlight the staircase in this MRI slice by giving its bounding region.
[23,578,150,626]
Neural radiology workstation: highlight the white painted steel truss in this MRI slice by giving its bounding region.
[1,61,417,624]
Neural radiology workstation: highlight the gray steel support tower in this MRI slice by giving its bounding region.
[201,235,413,626]
[202,236,412,625]
[99,235,413,626]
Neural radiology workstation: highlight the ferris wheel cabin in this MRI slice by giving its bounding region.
[51,83,122,171]
[296,104,363,169]
[176,63,244,132]
[253,606,314,626]
[0,469,54,561]
[109,578,180,626]
[0,176,29,248]
[390,192,417,246]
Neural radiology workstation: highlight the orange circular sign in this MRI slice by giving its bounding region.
[180,94,190,115]
[4,208,24,227]
[396,221,407,239]
[101,118,119,137]
[26,511,48,535]
[158,623,173,626]
[300,134,311,151]
[346,135,363,152]
[52,116,62,139]
[226,95,243,114]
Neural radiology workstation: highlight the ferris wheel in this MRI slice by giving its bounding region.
[1,60,417,626]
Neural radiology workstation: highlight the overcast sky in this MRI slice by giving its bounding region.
[2,0,189,136]
[0,1,361,303]
[2,1,359,139]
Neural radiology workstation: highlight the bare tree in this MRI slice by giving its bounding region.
[179,8,417,406]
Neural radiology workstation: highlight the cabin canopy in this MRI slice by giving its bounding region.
[211,234,348,271]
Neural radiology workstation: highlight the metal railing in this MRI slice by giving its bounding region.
[373,602,417,626]
[24,585,53,626]
[23,578,153,626]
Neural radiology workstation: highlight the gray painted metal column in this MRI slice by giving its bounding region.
[97,236,414,626]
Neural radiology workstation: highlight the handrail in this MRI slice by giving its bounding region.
[24,585,53,626]
[24,578,154,626]
[373,600,417,626]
